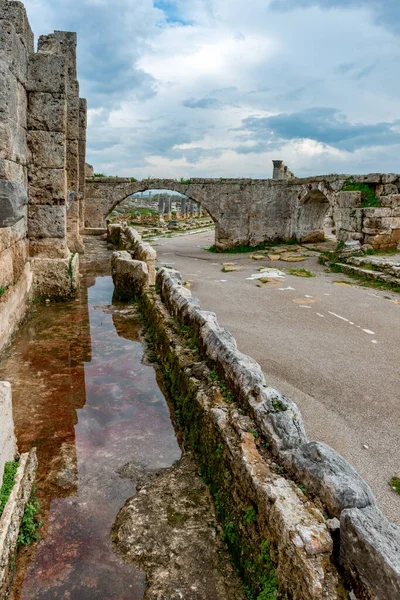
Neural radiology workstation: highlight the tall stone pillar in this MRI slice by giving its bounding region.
[78,98,87,229]
[272,160,284,181]
[26,35,80,297]
[180,197,186,218]
[38,31,83,253]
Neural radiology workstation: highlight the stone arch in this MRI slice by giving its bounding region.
[294,186,333,243]
[85,179,220,229]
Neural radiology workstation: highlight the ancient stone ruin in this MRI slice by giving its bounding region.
[0,2,400,600]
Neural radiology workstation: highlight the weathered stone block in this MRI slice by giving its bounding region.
[281,442,375,518]
[0,246,13,288]
[66,139,79,190]
[66,81,80,140]
[0,120,27,165]
[0,218,26,253]
[0,180,28,227]
[340,506,400,600]
[0,381,17,486]
[0,61,26,128]
[28,205,66,239]
[0,158,26,185]
[380,195,400,208]
[0,19,27,84]
[337,191,362,209]
[11,238,27,281]
[27,131,65,169]
[29,237,69,259]
[27,92,66,132]
[0,1,34,53]
[111,251,149,299]
[31,252,79,298]
[376,183,398,197]
[28,166,66,204]
[27,53,67,93]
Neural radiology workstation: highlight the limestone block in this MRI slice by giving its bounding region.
[0,180,28,227]
[66,139,79,190]
[111,251,149,300]
[375,184,398,197]
[0,246,13,288]
[53,31,77,80]
[28,205,66,239]
[29,237,69,259]
[36,33,62,56]
[11,238,27,282]
[27,93,67,132]
[381,174,399,185]
[85,163,94,178]
[79,98,87,131]
[0,61,26,128]
[0,120,27,165]
[28,167,66,204]
[0,218,27,253]
[0,19,27,84]
[362,207,392,218]
[337,191,362,209]
[0,1,34,53]
[31,252,79,298]
[252,386,308,455]
[0,381,17,490]
[0,158,26,185]
[340,506,400,600]
[380,194,400,208]
[27,53,67,94]
[281,442,375,518]
[66,81,80,140]
[27,131,65,169]
[107,224,122,246]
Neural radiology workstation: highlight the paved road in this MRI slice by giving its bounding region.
[155,230,400,524]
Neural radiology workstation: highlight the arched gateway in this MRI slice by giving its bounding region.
[84,174,398,251]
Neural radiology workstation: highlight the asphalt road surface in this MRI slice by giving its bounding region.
[155,229,400,525]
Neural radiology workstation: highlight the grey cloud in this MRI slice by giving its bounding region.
[183,97,222,109]
[240,107,400,151]
[270,0,400,36]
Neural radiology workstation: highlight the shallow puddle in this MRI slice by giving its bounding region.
[0,249,181,599]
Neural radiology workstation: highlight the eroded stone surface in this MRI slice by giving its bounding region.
[112,453,245,600]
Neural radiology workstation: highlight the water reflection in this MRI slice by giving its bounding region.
[0,267,181,599]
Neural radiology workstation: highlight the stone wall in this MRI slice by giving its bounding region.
[150,266,400,600]
[86,174,400,252]
[108,223,157,286]
[0,1,87,350]
[0,382,17,485]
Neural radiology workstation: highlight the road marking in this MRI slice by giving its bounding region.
[362,329,375,335]
[328,311,349,322]
[316,313,325,318]
[372,340,378,344]
[278,286,295,291]
[299,305,312,309]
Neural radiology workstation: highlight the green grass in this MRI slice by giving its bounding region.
[94,173,105,177]
[207,243,269,254]
[342,179,380,207]
[288,268,314,278]
[0,460,20,517]
[0,284,11,297]
[391,476,400,495]
[18,487,41,546]
[243,506,257,526]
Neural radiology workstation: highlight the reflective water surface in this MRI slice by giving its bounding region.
[0,247,181,599]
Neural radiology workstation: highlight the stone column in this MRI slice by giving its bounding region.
[272,160,284,181]
[188,199,194,217]
[78,98,87,229]
[158,196,164,220]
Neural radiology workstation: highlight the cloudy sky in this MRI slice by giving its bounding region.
[23,0,400,178]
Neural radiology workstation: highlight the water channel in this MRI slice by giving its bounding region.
[0,239,182,599]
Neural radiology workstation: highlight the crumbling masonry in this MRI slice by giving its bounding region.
[0,1,87,351]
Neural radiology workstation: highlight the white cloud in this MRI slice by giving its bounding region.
[21,0,400,177]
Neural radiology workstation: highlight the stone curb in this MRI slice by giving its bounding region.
[107,224,156,286]
[155,266,400,599]
[0,448,38,599]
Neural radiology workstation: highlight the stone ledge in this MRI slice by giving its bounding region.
[154,266,400,599]
[108,224,156,286]
[140,292,341,599]
[0,448,38,599]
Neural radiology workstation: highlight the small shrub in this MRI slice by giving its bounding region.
[342,179,380,207]
[243,506,257,526]
[18,487,41,546]
[0,460,19,517]
[94,173,105,177]
[390,476,400,495]
[288,268,314,278]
